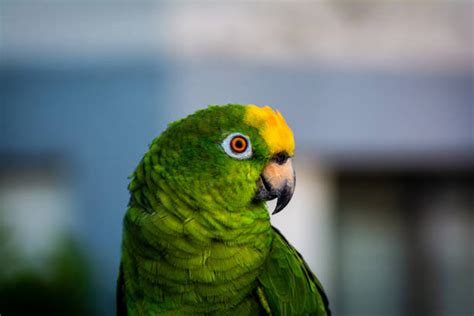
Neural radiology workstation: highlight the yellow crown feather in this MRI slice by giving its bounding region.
[244,104,295,156]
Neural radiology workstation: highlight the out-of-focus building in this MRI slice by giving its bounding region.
[1,2,472,315]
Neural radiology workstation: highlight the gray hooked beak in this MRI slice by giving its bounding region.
[255,152,295,215]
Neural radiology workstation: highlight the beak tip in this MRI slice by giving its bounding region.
[272,207,283,215]
[271,187,293,215]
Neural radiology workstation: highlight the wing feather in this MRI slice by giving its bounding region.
[257,227,331,315]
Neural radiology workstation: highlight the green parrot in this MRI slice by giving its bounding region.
[117,104,330,315]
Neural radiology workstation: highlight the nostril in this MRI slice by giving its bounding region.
[274,152,289,165]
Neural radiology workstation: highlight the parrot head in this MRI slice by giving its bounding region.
[146,104,295,215]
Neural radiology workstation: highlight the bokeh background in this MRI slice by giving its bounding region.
[0,1,472,315]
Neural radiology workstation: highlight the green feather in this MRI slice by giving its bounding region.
[257,228,330,315]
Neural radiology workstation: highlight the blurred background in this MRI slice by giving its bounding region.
[0,1,472,315]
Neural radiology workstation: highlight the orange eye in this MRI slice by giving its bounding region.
[230,136,248,153]
[222,132,252,159]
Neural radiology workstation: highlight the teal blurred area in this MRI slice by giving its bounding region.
[0,1,472,315]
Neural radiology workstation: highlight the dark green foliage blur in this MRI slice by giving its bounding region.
[0,228,93,315]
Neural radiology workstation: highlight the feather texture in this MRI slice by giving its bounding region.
[258,228,331,315]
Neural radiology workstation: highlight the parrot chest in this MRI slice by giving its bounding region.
[124,230,272,314]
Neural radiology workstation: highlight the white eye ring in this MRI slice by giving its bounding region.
[221,133,253,160]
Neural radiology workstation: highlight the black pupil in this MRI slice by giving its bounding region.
[235,140,244,149]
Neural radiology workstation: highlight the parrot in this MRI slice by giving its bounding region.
[117,104,330,315]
